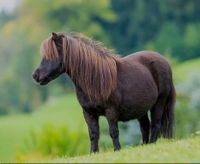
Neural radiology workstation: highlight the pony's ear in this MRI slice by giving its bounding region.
[52,32,59,40]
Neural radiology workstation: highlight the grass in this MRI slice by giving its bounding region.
[49,137,200,163]
[174,58,200,83]
[0,94,86,162]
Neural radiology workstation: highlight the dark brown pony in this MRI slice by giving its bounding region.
[33,32,176,153]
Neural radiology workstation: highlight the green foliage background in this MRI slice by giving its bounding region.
[0,0,200,162]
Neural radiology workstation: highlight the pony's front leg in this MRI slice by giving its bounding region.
[83,110,99,153]
[105,108,121,151]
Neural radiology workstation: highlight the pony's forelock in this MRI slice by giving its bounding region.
[40,37,59,60]
[40,33,68,61]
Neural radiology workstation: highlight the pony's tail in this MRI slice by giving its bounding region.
[161,83,176,138]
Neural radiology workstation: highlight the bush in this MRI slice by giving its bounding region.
[19,124,89,160]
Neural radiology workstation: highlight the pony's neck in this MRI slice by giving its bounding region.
[64,35,119,102]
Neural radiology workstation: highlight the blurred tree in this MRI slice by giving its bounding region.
[108,0,200,60]
[18,0,116,45]
[109,0,161,55]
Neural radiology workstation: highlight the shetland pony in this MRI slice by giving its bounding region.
[33,32,175,153]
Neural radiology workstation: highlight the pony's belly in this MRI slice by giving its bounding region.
[117,78,158,121]
[118,98,155,121]
[118,107,149,121]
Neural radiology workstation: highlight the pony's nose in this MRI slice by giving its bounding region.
[32,70,39,81]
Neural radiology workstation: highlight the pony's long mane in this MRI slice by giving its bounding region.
[41,33,120,102]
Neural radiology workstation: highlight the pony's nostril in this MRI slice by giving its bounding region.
[33,71,39,81]
[32,72,36,80]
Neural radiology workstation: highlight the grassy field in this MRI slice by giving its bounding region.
[50,137,200,163]
[0,94,87,162]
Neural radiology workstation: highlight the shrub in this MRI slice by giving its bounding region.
[19,124,89,160]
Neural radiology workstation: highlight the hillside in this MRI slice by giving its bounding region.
[50,137,200,163]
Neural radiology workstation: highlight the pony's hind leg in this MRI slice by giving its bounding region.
[138,113,150,144]
[150,96,167,143]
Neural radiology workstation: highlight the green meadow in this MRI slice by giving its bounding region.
[0,94,87,162]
